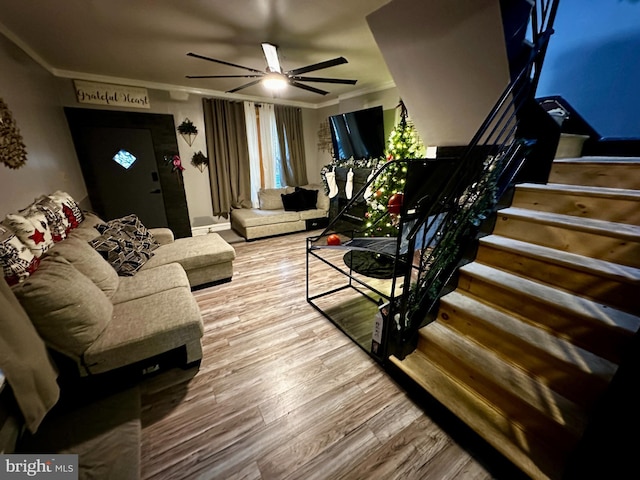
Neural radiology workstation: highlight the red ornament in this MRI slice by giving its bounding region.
[387,192,404,214]
[326,234,341,246]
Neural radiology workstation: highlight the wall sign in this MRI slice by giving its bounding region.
[74,80,150,109]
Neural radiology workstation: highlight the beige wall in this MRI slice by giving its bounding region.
[1,1,511,227]
[0,34,86,218]
[368,0,510,147]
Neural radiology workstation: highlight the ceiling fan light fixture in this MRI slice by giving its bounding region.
[262,72,288,92]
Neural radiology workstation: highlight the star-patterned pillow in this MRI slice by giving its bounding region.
[48,190,85,231]
[3,209,54,258]
[34,196,68,242]
[0,225,40,286]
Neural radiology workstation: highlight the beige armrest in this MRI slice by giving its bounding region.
[149,228,174,245]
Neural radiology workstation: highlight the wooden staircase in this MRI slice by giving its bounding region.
[391,156,640,480]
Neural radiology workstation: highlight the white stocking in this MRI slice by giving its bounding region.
[326,167,338,199]
[363,169,375,200]
[346,168,354,199]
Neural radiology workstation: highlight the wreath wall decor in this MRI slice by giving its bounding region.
[0,97,28,169]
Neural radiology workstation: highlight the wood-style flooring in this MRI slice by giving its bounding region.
[139,230,527,480]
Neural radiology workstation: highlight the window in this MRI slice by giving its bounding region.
[244,102,284,207]
[113,149,136,169]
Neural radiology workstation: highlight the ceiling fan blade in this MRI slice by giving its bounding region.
[261,42,281,73]
[226,79,263,94]
[289,81,329,96]
[186,74,263,79]
[187,52,264,74]
[289,76,357,85]
[287,57,348,76]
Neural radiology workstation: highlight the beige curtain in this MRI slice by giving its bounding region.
[275,105,308,186]
[203,98,252,217]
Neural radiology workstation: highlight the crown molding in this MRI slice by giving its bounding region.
[1,21,396,110]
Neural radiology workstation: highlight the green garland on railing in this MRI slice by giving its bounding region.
[405,150,505,326]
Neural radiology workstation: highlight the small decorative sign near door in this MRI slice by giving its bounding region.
[74,80,150,109]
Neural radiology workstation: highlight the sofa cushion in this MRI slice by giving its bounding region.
[112,263,189,304]
[68,212,103,242]
[231,208,300,228]
[12,255,113,359]
[298,208,329,221]
[0,225,39,286]
[258,187,294,210]
[47,236,119,298]
[140,234,235,273]
[83,287,203,374]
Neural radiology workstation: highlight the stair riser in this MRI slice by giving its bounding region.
[511,189,640,226]
[431,300,609,408]
[456,270,632,364]
[391,354,559,480]
[550,163,640,189]
[476,244,640,313]
[415,332,579,460]
[493,215,640,268]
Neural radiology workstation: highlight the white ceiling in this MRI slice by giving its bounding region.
[0,0,396,107]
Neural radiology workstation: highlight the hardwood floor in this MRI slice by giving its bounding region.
[139,231,526,480]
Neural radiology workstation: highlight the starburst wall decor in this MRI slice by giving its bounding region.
[0,97,28,169]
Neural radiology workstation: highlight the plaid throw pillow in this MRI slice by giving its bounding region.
[89,234,148,276]
[90,214,159,276]
[95,214,159,258]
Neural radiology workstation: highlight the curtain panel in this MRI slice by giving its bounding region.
[244,101,262,208]
[203,98,252,217]
[274,105,308,187]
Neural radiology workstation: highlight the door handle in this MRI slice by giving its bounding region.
[150,189,161,194]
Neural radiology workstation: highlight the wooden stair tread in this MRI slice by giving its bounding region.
[517,182,640,199]
[391,351,568,480]
[498,207,640,241]
[553,156,640,164]
[459,262,640,335]
[479,235,640,284]
[419,319,590,436]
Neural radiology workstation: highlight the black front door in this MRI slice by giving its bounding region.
[65,108,191,238]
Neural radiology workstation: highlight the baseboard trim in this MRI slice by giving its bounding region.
[191,223,231,236]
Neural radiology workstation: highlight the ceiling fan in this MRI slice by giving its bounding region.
[186,43,357,96]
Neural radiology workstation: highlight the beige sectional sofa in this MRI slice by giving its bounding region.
[1,193,236,377]
[0,192,237,479]
[231,184,330,240]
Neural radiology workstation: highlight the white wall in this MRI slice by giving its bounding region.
[0,33,86,218]
[367,0,511,147]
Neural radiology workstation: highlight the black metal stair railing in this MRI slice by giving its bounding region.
[306,0,559,362]
[387,0,560,358]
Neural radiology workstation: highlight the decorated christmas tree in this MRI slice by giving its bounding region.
[363,100,425,237]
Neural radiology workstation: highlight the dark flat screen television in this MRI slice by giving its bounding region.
[329,106,385,160]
